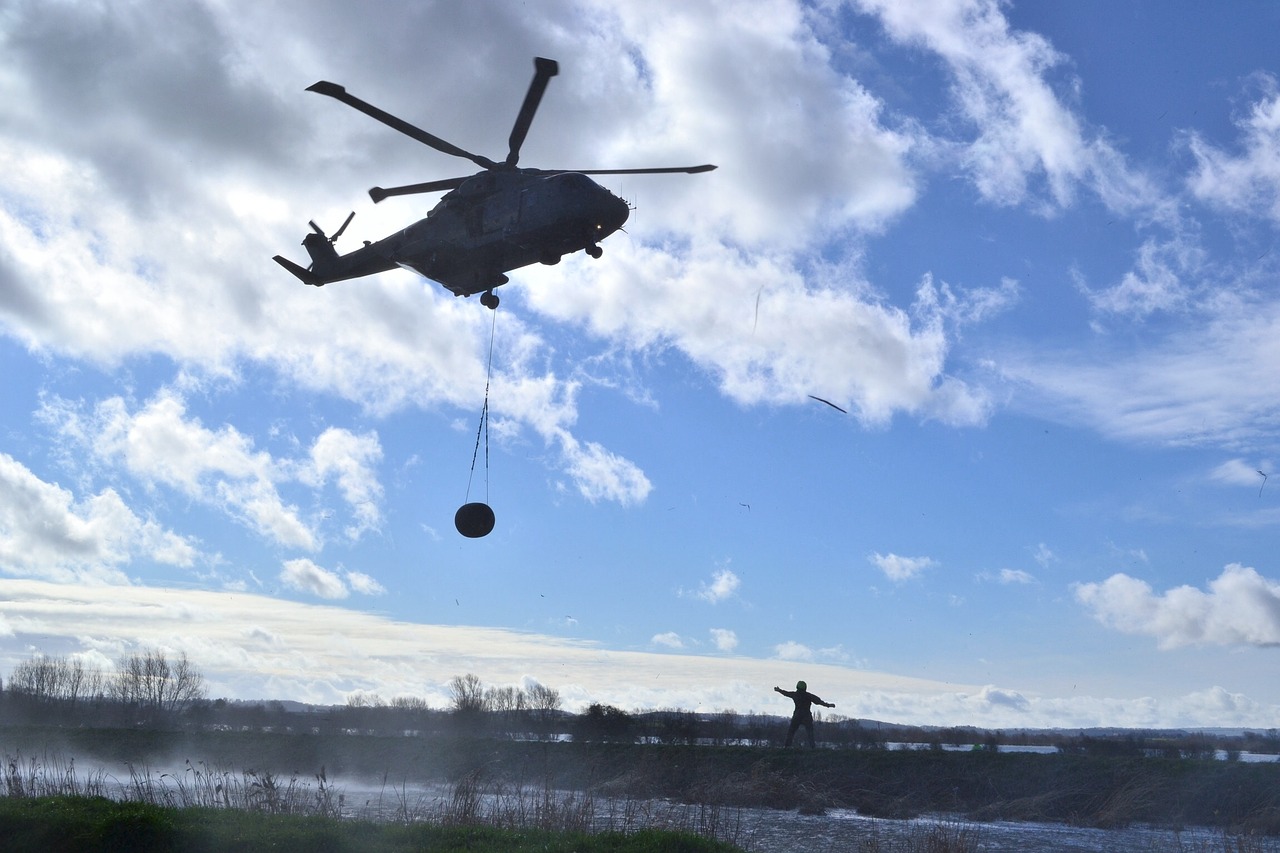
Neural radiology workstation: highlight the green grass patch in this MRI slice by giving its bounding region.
[0,795,743,853]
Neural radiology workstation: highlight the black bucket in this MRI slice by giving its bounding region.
[455,502,496,538]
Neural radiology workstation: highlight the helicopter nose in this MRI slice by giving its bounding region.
[597,192,629,237]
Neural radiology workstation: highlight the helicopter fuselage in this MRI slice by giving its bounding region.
[274,61,710,309]
[277,170,630,299]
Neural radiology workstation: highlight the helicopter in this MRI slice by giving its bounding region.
[274,57,715,309]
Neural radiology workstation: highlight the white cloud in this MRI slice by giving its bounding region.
[344,570,386,596]
[975,684,1030,712]
[556,432,652,506]
[710,628,738,652]
[278,559,385,600]
[817,644,852,663]
[279,558,348,600]
[1000,299,1280,449]
[979,568,1035,585]
[1211,458,1272,491]
[1074,564,1280,649]
[1082,237,1202,319]
[854,0,1158,215]
[42,392,317,550]
[596,0,918,246]
[915,274,1021,329]
[696,568,741,603]
[1032,543,1055,569]
[773,640,814,661]
[651,632,684,649]
[869,552,937,582]
[1189,79,1280,223]
[0,452,196,583]
[305,428,384,539]
[39,391,397,550]
[529,247,991,428]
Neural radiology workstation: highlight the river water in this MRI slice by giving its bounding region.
[331,778,1280,853]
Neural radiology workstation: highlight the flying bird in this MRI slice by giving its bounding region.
[1259,470,1269,497]
[808,395,847,414]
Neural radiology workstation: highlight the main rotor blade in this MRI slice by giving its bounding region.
[369,177,469,203]
[506,57,559,168]
[561,164,718,175]
[307,81,499,171]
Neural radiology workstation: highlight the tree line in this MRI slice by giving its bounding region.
[2,649,205,727]
[3,652,1276,757]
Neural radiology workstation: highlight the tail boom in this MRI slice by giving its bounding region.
[273,231,397,286]
[272,254,325,286]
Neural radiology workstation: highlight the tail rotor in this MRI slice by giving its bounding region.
[309,211,355,245]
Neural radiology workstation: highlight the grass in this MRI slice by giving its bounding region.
[0,795,742,852]
[0,749,752,850]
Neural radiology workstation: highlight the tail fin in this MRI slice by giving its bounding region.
[273,253,324,286]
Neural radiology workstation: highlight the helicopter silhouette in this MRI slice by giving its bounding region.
[274,57,715,309]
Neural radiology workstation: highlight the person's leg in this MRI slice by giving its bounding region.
[786,717,800,747]
[806,721,816,748]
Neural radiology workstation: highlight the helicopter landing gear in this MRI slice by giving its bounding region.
[586,244,603,259]
[540,252,561,265]
[480,290,500,310]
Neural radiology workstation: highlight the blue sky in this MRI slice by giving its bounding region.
[1,0,1278,729]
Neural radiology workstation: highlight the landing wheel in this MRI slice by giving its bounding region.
[586,244,603,259]
[480,291,500,310]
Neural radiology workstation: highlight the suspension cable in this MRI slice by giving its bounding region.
[465,307,498,503]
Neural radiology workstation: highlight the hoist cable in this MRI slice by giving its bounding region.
[465,307,498,502]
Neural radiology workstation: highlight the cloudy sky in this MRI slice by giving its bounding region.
[2,0,1278,729]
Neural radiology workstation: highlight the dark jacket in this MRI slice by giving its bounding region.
[776,687,833,721]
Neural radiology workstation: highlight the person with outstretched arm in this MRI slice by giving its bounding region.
[774,680,835,748]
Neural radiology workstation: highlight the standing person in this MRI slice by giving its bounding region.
[773,680,835,748]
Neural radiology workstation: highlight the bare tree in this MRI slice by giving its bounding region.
[8,655,106,707]
[9,656,61,700]
[346,692,385,708]
[526,681,562,715]
[63,657,86,705]
[448,673,488,714]
[483,685,529,736]
[113,649,206,714]
[485,685,524,714]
